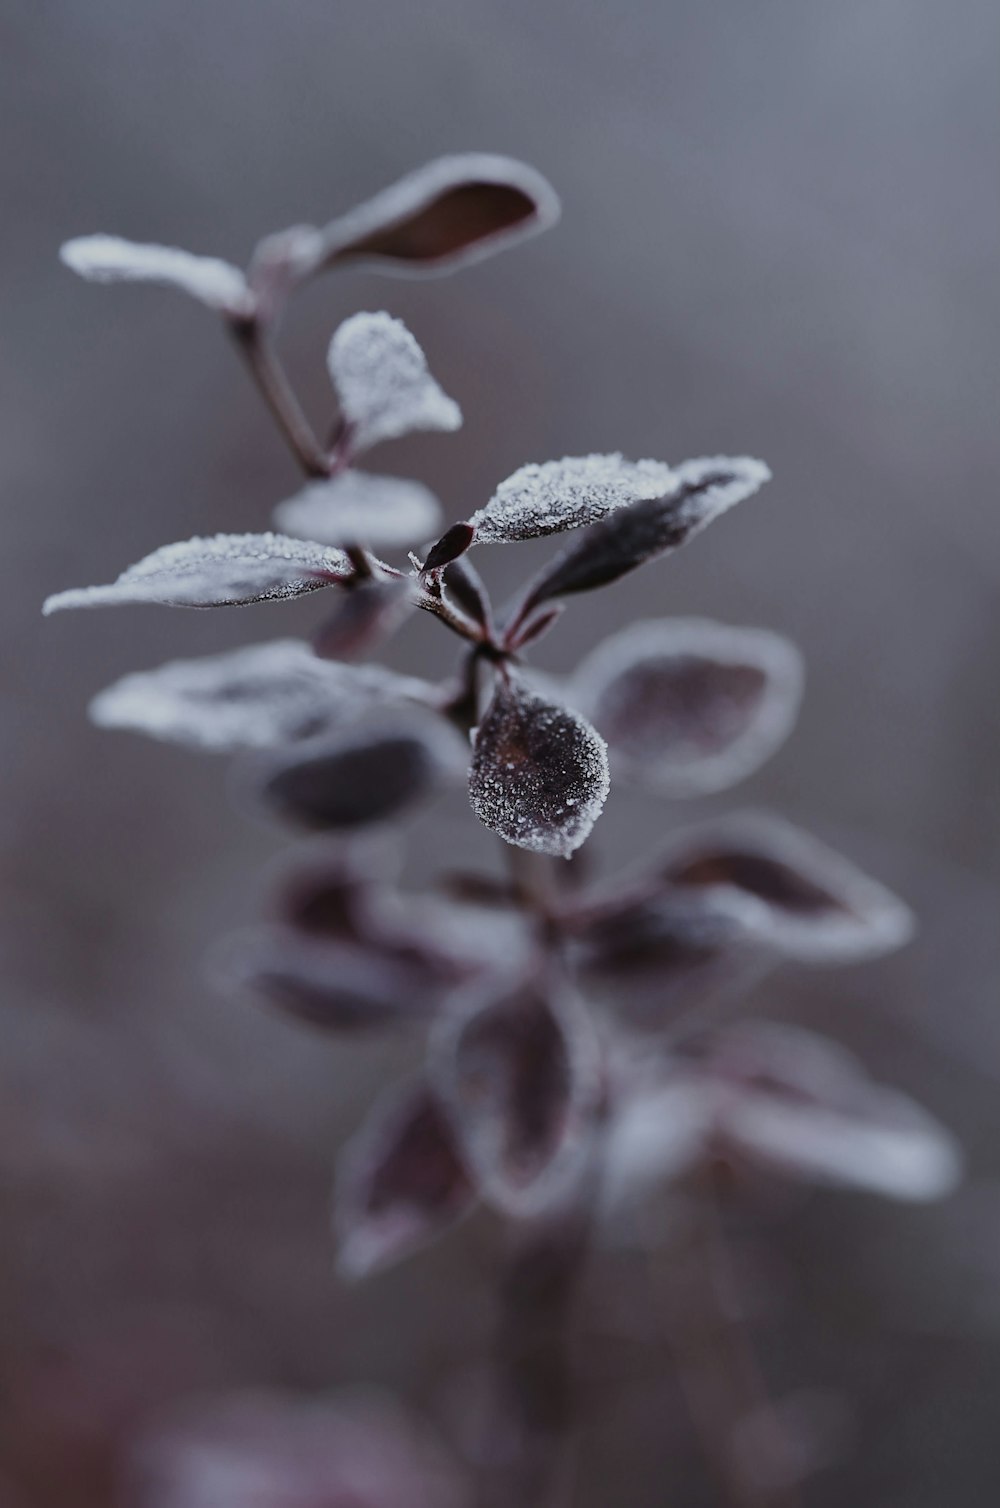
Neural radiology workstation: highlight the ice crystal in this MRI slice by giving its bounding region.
[273,470,443,548]
[59,235,251,314]
[469,453,675,544]
[328,312,461,452]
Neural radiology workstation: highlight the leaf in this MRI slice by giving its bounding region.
[247,713,462,830]
[274,470,443,548]
[43,533,353,614]
[470,453,675,544]
[657,812,915,963]
[335,1082,475,1277]
[422,521,476,575]
[312,153,560,275]
[431,979,599,1213]
[59,235,251,315]
[573,618,803,796]
[312,578,414,662]
[468,676,610,857]
[516,456,771,616]
[327,312,461,452]
[442,556,493,632]
[89,640,427,752]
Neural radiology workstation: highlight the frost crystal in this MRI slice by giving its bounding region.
[90,640,428,752]
[328,312,461,452]
[59,235,251,315]
[273,470,443,548]
[573,618,804,796]
[469,453,675,543]
[42,533,353,614]
[468,677,610,857]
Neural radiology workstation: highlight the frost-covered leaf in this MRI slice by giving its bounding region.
[431,979,599,1214]
[314,153,560,276]
[516,456,771,616]
[89,640,427,752]
[573,618,803,796]
[468,677,610,857]
[247,712,463,831]
[657,812,915,963]
[60,235,251,315]
[335,1082,475,1277]
[43,534,353,615]
[312,578,414,662]
[274,470,443,548]
[328,312,461,452]
[470,454,676,544]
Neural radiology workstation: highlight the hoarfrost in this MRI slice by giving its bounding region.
[328,312,461,452]
[469,453,675,543]
[59,235,251,315]
[468,677,610,857]
[43,533,353,614]
[274,470,443,548]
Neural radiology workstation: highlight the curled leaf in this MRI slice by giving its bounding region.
[89,640,428,752]
[431,979,599,1213]
[470,453,675,544]
[313,153,560,276]
[274,470,443,548]
[657,812,915,963]
[516,456,771,617]
[59,234,252,315]
[335,1082,475,1276]
[328,312,461,452]
[573,618,803,796]
[43,533,353,615]
[442,556,493,633]
[246,712,462,831]
[468,676,610,857]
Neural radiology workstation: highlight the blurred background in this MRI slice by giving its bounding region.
[2,1,999,1503]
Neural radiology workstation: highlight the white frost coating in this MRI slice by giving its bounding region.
[89,640,429,752]
[659,810,916,963]
[572,618,804,797]
[43,533,352,614]
[671,454,772,531]
[328,312,461,452]
[274,470,443,547]
[468,680,610,857]
[59,235,251,314]
[470,453,676,543]
[317,152,561,275]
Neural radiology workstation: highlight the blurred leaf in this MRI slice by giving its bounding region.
[275,470,443,549]
[60,234,251,315]
[312,580,414,662]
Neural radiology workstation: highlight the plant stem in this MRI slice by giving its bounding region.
[229,317,330,478]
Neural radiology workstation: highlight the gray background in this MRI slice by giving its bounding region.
[2,2,999,1504]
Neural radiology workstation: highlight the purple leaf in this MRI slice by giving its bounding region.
[89,640,429,752]
[247,714,461,831]
[335,1082,475,1276]
[327,312,461,452]
[312,579,414,662]
[468,676,610,857]
[431,979,599,1213]
[312,153,560,276]
[274,470,443,548]
[506,601,564,652]
[657,812,915,962]
[59,234,252,315]
[43,534,354,614]
[573,618,803,796]
[515,456,770,617]
[470,453,675,544]
[422,521,477,575]
[442,556,493,633]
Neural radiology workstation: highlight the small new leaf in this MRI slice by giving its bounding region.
[468,676,610,857]
[328,312,461,453]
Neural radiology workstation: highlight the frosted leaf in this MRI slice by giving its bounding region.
[657,811,915,963]
[470,453,675,544]
[327,312,461,452]
[517,455,771,614]
[573,619,804,796]
[430,979,600,1214]
[43,533,352,614]
[601,1078,714,1215]
[314,153,560,276]
[468,677,610,857]
[335,1082,475,1277]
[274,470,443,548]
[59,235,251,315]
[246,711,464,831]
[90,640,428,753]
